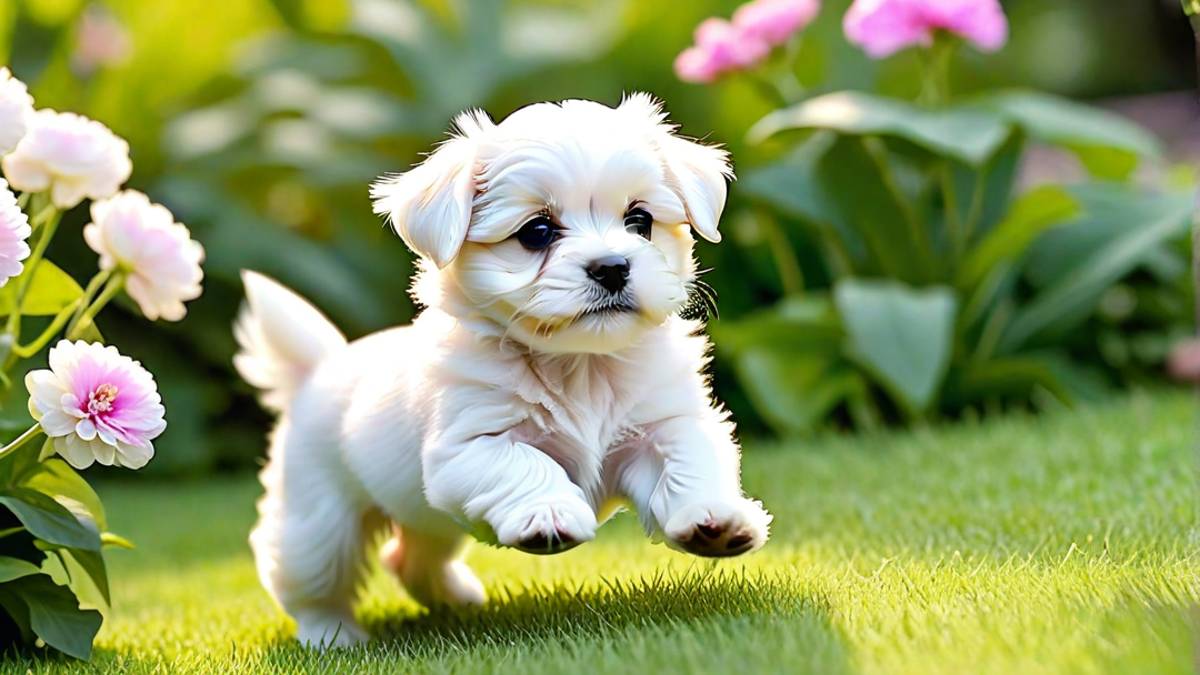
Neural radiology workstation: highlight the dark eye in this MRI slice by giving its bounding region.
[515,216,559,250]
[625,207,653,240]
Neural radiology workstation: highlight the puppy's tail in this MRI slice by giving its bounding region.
[234,270,347,413]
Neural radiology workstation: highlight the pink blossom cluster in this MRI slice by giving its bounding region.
[675,0,820,84]
[844,0,1008,58]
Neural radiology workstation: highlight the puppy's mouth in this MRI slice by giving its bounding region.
[579,299,638,318]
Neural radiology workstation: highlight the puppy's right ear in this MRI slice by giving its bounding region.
[372,115,486,268]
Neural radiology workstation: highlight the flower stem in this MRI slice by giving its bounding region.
[757,208,805,296]
[65,268,112,336]
[918,32,957,109]
[0,424,44,463]
[13,298,83,359]
[67,273,124,340]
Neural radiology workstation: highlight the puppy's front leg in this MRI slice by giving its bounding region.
[424,433,597,554]
[617,415,771,557]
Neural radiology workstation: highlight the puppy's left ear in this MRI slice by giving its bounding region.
[372,114,487,268]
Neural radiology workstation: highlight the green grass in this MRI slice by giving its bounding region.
[2,391,1197,674]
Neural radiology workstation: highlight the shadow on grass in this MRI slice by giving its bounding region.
[241,568,855,674]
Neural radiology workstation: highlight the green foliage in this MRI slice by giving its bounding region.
[731,87,1190,434]
[0,444,115,660]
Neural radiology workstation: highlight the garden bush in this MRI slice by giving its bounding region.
[0,0,1192,468]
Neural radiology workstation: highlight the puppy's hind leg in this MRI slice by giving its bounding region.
[251,420,381,648]
[381,525,486,609]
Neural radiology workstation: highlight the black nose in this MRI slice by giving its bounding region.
[586,255,630,294]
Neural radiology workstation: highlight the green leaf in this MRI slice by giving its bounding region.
[0,556,40,583]
[24,459,107,532]
[59,548,109,607]
[956,186,1081,291]
[834,279,959,416]
[972,90,1161,178]
[740,133,872,272]
[7,573,102,659]
[942,357,1071,408]
[815,136,933,284]
[998,188,1193,353]
[0,261,84,317]
[748,91,1012,166]
[0,585,34,642]
[948,131,1025,242]
[733,347,863,436]
[0,488,101,552]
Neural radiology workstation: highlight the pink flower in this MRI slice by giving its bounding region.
[26,340,166,470]
[84,190,205,321]
[0,68,35,156]
[674,18,771,83]
[0,179,31,285]
[72,4,134,77]
[1,109,132,209]
[844,0,1008,59]
[733,0,820,47]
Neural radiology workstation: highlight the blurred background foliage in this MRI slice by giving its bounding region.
[0,0,1193,473]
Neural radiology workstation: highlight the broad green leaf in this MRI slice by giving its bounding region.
[0,488,101,552]
[733,347,862,436]
[816,136,934,284]
[24,459,107,532]
[740,133,872,271]
[834,279,959,416]
[0,261,84,317]
[8,573,102,660]
[0,586,33,642]
[709,295,843,354]
[60,548,109,608]
[1024,185,1191,288]
[999,188,1193,353]
[942,357,1070,408]
[956,186,1081,291]
[748,91,1011,166]
[0,556,40,583]
[948,131,1025,243]
[972,90,1161,178]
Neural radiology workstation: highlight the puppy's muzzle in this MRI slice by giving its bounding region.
[586,255,630,294]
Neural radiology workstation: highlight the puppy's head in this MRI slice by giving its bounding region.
[372,93,732,354]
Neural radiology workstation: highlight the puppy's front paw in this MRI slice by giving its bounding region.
[664,500,772,558]
[494,497,597,555]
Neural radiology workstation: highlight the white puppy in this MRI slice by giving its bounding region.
[233,93,772,647]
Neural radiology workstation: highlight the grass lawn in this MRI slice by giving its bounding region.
[1,390,1196,674]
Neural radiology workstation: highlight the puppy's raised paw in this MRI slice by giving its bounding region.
[664,500,772,558]
[494,498,598,555]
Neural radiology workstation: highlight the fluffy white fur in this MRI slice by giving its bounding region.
[234,93,772,648]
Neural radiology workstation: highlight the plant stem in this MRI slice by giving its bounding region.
[13,298,83,359]
[757,209,805,296]
[0,424,43,463]
[941,162,964,268]
[67,273,124,340]
[65,268,113,336]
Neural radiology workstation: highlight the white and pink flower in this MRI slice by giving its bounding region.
[1,109,132,209]
[0,179,31,286]
[26,340,166,470]
[84,190,204,321]
[844,0,1008,59]
[0,68,35,156]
